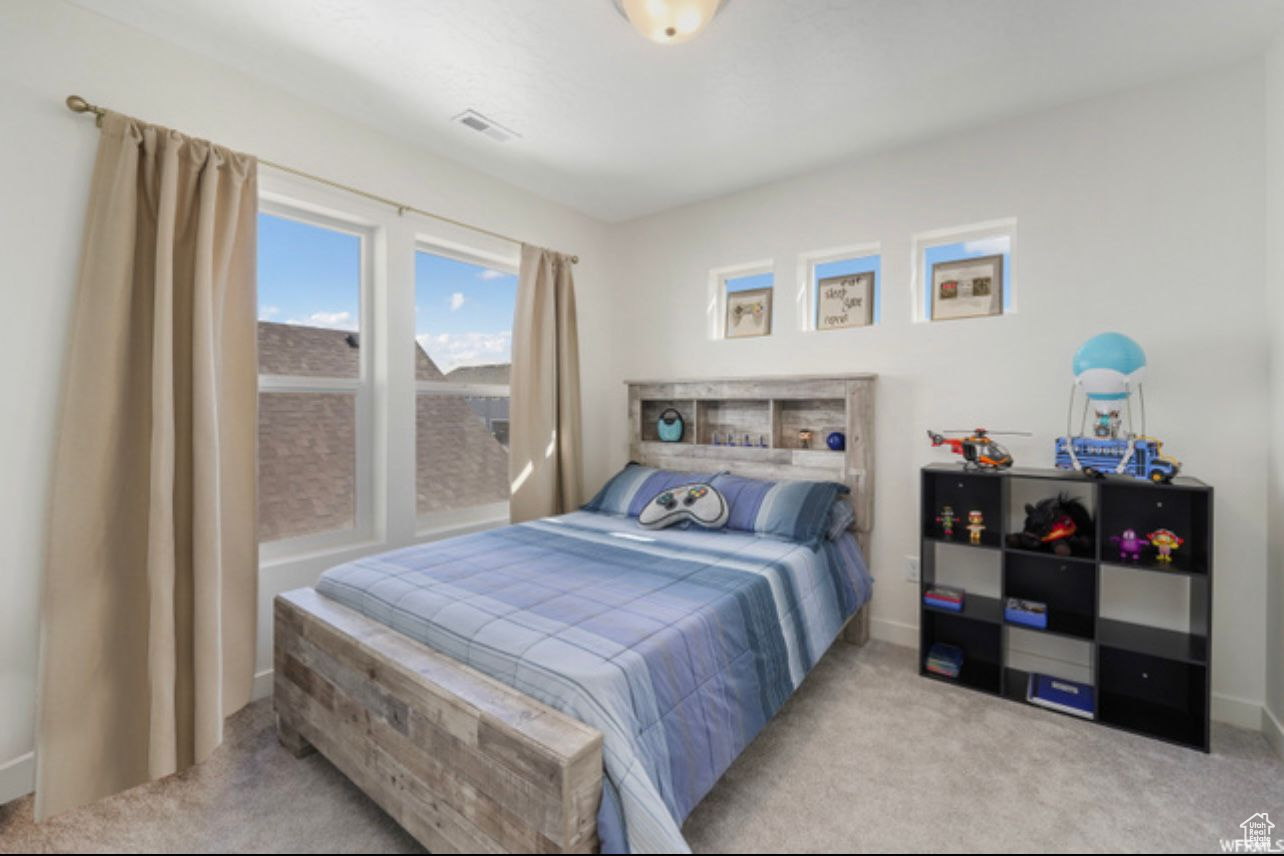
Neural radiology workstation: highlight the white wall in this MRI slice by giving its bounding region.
[0,0,611,801]
[600,61,1270,726]
[1265,35,1284,756]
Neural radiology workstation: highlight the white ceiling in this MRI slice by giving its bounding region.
[71,0,1284,222]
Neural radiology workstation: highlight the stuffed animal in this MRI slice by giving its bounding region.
[1006,494,1093,557]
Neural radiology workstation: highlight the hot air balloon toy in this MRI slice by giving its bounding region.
[1054,332,1181,483]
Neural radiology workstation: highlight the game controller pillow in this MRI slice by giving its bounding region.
[583,463,717,518]
[638,483,729,530]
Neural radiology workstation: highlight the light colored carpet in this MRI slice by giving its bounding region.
[2,641,1280,853]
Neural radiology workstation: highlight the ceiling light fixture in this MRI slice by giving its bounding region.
[613,0,729,46]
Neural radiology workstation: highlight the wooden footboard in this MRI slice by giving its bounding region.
[273,588,603,853]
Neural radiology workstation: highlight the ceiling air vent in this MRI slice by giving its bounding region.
[452,109,520,143]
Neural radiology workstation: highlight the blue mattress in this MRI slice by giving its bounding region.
[316,509,872,853]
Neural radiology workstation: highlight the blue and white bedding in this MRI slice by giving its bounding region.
[315,509,872,853]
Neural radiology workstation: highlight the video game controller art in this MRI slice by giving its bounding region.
[638,483,729,531]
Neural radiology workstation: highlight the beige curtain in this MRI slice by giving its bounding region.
[508,245,583,522]
[36,112,258,818]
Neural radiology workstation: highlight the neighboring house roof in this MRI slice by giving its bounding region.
[445,363,510,385]
[257,322,509,541]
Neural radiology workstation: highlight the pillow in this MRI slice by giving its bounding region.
[826,498,857,540]
[709,472,849,545]
[583,463,718,518]
[638,483,729,530]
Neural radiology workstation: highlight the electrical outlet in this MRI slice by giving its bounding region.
[905,555,920,583]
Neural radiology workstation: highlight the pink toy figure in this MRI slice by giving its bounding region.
[1111,529,1146,562]
[966,510,986,545]
[1148,529,1183,563]
[936,505,957,538]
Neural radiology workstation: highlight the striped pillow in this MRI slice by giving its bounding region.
[710,473,849,544]
[583,463,718,518]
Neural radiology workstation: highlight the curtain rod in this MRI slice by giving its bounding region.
[64,95,578,264]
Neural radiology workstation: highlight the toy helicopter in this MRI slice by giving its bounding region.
[927,428,1030,471]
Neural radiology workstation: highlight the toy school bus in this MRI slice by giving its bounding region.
[1054,436,1180,483]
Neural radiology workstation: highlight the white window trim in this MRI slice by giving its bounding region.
[708,259,774,340]
[911,218,1018,323]
[256,197,378,564]
[413,241,517,534]
[797,242,881,333]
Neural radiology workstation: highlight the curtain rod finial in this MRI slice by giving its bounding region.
[66,94,92,113]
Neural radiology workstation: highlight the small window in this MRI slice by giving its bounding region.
[807,249,880,331]
[711,262,774,339]
[256,209,370,545]
[414,249,516,519]
[915,222,1015,322]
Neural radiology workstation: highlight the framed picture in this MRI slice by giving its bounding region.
[817,272,874,330]
[930,254,1003,321]
[725,287,772,338]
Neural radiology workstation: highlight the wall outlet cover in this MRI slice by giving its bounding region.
[905,555,920,583]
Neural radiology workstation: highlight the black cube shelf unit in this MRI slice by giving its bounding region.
[919,464,1213,751]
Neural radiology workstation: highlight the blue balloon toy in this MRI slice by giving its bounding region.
[1054,332,1181,482]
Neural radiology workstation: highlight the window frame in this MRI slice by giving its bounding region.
[798,242,882,333]
[256,197,377,562]
[708,259,774,340]
[413,240,518,533]
[912,218,1018,323]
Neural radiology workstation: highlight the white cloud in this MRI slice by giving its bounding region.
[258,305,280,320]
[963,236,1010,256]
[449,292,466,311]
[286,311,357,330]
[416,331,512,373]
[477,268,508,281]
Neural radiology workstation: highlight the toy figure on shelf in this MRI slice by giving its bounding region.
[937,505,958,538]
[966,510,986,545]
[1148,528,1184,563]
[1110,529,1146,562]
[926,428,1027,470]
[1006,494,1093,557]
[799,429,813,449]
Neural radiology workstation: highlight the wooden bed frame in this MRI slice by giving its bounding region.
[274,374,876,853]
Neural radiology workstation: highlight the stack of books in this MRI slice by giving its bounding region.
[1004,597,1048,629]
[923,585,965,612]
[925,642,964,679]
[1026,672,1095,719]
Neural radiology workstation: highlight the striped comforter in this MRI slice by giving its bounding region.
[316,509,872,853]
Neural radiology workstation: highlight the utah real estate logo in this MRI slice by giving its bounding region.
[1222,813,1282,853]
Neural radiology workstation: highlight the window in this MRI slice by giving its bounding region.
[256,207,372,547]
[414,248,516,520]
[914,221,1016,322]
[710,261,774,339]
[801,245,881,331]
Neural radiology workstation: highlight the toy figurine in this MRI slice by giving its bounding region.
[966,510,986,545]
[937,506,958,538]
[1148,528,1183,563]
[799,429,813,449]
[1110,528,1146,562]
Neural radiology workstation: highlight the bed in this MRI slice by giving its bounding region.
[274,374,875,854]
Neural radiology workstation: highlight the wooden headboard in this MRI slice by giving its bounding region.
[625,374,876,554]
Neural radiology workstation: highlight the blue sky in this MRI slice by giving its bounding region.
[257,212,517,372]
[924,236,1012,313]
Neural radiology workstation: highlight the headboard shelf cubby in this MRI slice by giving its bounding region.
[627,374,876,551]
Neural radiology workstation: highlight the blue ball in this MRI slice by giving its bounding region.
[826,431,846,451]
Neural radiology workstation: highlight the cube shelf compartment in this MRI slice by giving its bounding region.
[919,464,1213,751]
